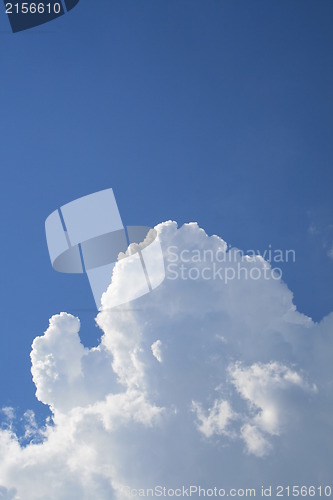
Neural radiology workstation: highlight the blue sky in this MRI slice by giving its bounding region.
[0,0,332,429]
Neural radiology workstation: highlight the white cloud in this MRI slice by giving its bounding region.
[0,221,332,498]
[229,362,316,434]
[240,423,272,457]
[228,361,317,455]
[0,408,15,431]
[191,399,235,438]
[151,340,163,363]
[21,410,40,443]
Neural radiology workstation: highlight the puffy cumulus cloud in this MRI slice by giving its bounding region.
[30,313,121,413]
[228,362,317,456]
[0,221,332,498]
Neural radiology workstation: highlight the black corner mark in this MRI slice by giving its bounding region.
[3,0,80,33]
